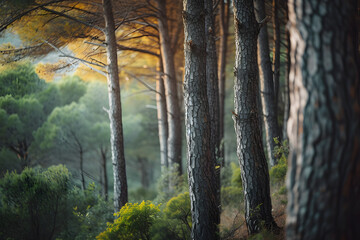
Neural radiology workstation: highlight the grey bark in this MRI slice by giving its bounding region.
[233,0,278,234]
[157,0,183,175]
[286,0,360,239]
[218,0,230,165]
[183,0,219,238]
[254,0,280,167]
[156,58,169,173]
[205,0,221,229]
[103,0,128,212]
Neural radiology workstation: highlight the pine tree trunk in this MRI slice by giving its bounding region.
[218,0,230,165]
[272,0,280,121]
[157,0,183,175]
[156,58,169,173]
[233,0,278,234]
[254,0,280,167]
[101,147,109,201]
[282,16,290,141]
[205,0,221,228]
[286,0,360,239]
[103,0,128,212]
[183,0,219,238]
[80,147,85,191]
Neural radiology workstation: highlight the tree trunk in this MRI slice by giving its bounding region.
[103,0,128,212]
[101,147,109,201]
[156,58,169,173]
[157,0,183,175]
[80,147,86,191]
[272,0,280,122]
[286,0,360,239]
[218,0,230,165]
[205,0,221,229]
[254,0,280,167]
[233,0,278,234]
[282,11,290,141]
[183,0,219,238]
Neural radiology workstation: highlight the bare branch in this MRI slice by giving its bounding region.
[40,6,105,33]
[116,44,159,57]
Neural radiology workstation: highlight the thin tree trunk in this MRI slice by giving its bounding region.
[156,58,169,173]
[103,0,128,212]
[282,12,290,141]
[233,0,278,234]
[80,147,86,191]
[272,0,280,121]
[183,0,219,238]
[254,0,280,167]
[218,0,230,165]
[157,0,183,175]
[205,0,221,230]
[286,0,360,239]
[101,147,109,201]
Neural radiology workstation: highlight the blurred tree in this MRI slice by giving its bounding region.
[0,62,45,97]
[218,0,231,165]
[34,103,91,190]
[254,0,280,167]
[156,0,183,176]
[0,95,45,169]
[0,165,70,240]
[286,0,360,238]
[57,76,87,106]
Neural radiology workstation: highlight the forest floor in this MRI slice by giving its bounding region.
[221,184,287,240]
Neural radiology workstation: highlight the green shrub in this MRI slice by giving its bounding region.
[230,162,242,188]
[152,192,192,240]
[0,165,70,240]
[0,165,112,240]
[270,138,289,183]
[221,162,244,208]
[97,201,160,240]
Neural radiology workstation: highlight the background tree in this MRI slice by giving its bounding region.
[218,0,231,165]
[232,0,278,234]
[0,95,45,169]
[286,0,360,238]
[254,0,280,167]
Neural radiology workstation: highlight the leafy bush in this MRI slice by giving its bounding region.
[269,138,289,183]
[221,162,243,208]
[97,201,160,240]
[0,165,112,240]
[0,165,70,240]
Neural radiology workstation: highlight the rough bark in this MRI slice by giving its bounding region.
[254,0,280,167]
[205,0,221,229]
[286,0,360,239]
[156,58,169,173]
[233,0,278,234]
[183,0,219,238]
[103,0,128,212]
[218,0,230,165]
[157,0,183,175]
